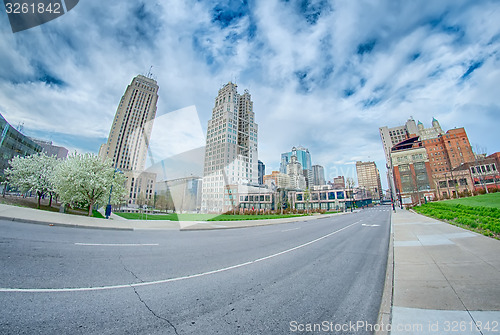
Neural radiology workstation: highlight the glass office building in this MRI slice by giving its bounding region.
[0,113,42,175]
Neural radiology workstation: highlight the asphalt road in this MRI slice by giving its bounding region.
[0,206,391,334]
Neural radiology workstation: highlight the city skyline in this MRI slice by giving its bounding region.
[1,1,499,191]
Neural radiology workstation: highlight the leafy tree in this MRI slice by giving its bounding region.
[5,153,59,208]
[346,177,355,210]
[155,193,167,212]
[304,188,310,213]
[54,153,126,216]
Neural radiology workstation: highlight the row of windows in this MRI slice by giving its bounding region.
[438,178,468,188]
[239,195,271,202]
[295,191,345,201]
[471,164,497,174]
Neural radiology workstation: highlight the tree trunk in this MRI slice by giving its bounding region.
[88,201,93,217]
[37,191,42,209]
[49,193,53,207]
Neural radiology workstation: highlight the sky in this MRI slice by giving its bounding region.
[1,0,499,190]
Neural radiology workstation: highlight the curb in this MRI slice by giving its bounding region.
[0,216,133,231]
[375,210,394,335]
[0,208,355,232]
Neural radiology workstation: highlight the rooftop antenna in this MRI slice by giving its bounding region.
[147,66,153,78]
[16,122,24,133]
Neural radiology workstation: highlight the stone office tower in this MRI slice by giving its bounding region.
[356,161,383,201]
[99,74,158,206]
[202,82,258,213]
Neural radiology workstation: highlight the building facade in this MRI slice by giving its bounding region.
[286,155,307,190]
[201,82,258,213]
[391,137,434,205]
[0,113,43,175]
[331,176,345,189]
[263,171,290,190]
[31,138,68,160]
[258,160,265,185]
[355,161,383,201]
[312,164,326,186]
[280,146,313,187]
[379,117,446,198]
[421,127,475,174]
[381,117,478,204]
[287,184,372,211]
[99,74,159,206]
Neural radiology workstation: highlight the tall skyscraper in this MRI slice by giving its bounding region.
[356,161,383,201]
[280,146,312,187]
[312,165,326,186]
[99,74,159,206]
[202,82,258,213]
[258,160,265,185]
[286,155,307,190]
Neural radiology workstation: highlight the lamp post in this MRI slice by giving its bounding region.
[105,167,122,219]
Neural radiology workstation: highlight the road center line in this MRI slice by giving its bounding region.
[281,227,300,232]
[1,221,359,293]
[74,243,159,246]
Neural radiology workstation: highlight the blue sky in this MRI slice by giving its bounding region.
[1,0,499,189]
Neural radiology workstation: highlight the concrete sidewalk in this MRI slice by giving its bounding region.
[389,208,500,334]
[0,203,343,231]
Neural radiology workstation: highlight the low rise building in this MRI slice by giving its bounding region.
[30,138,68,160]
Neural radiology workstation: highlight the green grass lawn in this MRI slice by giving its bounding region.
[92,210,105,219]
[114,212,306,221]
[413,193,500,238]
[444,192,500,208]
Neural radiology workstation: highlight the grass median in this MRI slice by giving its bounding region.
[413,193,500,239]
[114,212,307,221]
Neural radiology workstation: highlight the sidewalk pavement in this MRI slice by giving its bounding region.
[389,208,500,335]
[0,203,343,231]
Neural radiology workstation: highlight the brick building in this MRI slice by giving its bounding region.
[422,128,475,174]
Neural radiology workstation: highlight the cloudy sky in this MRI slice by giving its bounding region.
[1,0,499,189]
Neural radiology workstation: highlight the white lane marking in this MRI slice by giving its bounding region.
[361,224,380,227]
[1,221,360,293]
[75,243,159,246]
[281,227,300,232]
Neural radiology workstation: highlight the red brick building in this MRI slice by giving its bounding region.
[422,128,475,174]
[391,125,481,204]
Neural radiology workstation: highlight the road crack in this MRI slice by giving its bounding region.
[131,285,180,335]
[119,257,144,283]
[119,257,179,334]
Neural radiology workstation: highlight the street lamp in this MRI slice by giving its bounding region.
[105,167,123,219]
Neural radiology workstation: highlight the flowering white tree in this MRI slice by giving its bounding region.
[5,153,59,208]
[54,153,126,216]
